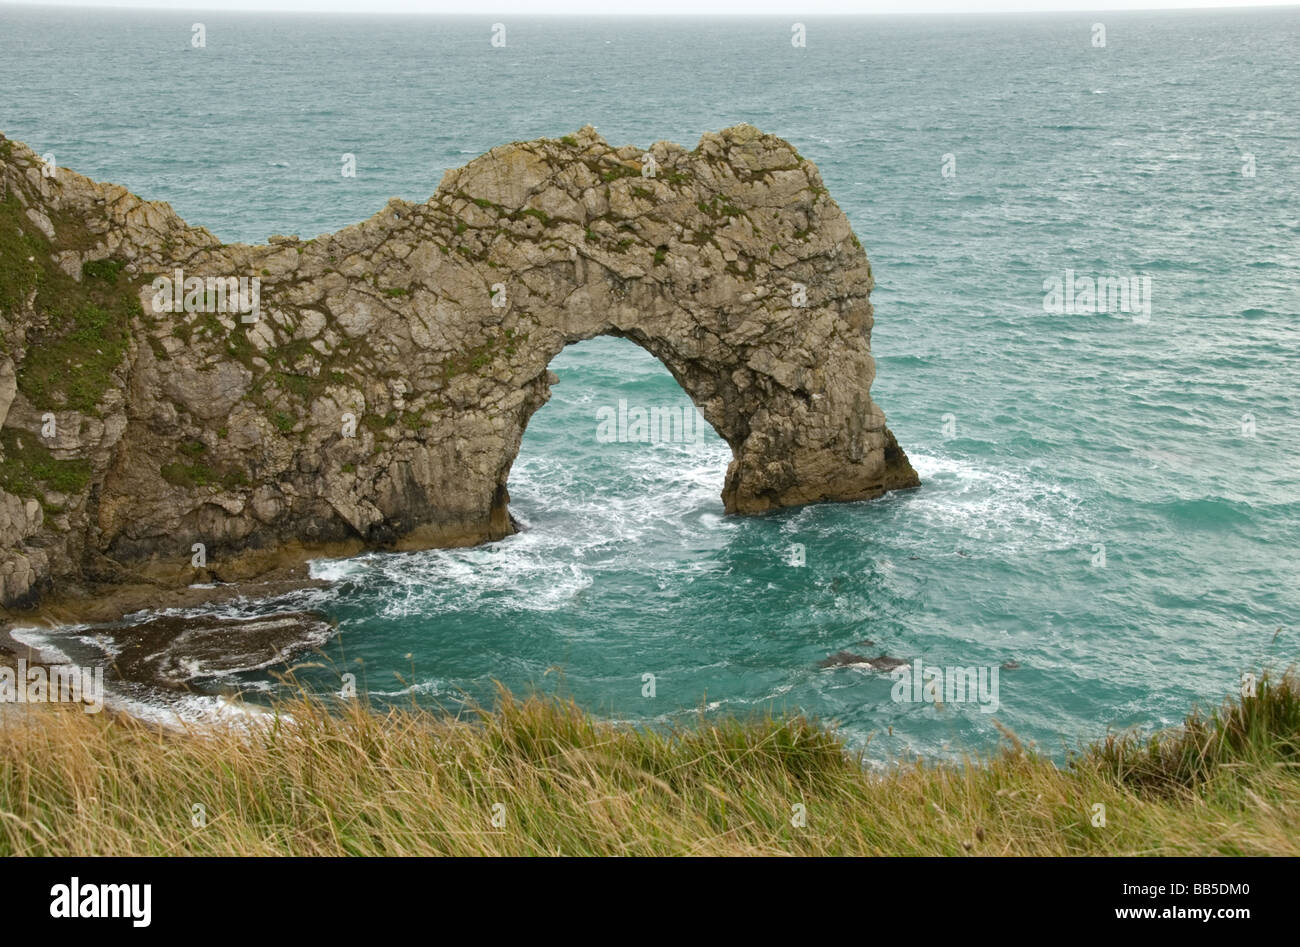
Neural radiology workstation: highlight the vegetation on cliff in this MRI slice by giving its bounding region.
[0,668,1295,856]
[0,193,138,416]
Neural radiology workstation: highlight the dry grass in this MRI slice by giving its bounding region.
[1,670,1297,856]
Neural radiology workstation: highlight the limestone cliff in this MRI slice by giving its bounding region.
[0,125,918,608]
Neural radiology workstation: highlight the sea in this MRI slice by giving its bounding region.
[1,6,1297,762]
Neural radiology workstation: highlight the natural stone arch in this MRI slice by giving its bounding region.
[0,125,917,605]
[430,124,919,532]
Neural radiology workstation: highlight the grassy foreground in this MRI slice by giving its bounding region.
[1,671,1297,856]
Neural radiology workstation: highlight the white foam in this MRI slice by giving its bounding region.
[309,557,365,582]
[108,689,285,733]
[8,625,84,665]
[368,679,447,699]
[901,451,1089,552]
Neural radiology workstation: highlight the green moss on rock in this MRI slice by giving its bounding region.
[0,196,137,414]
[0,428,91,504]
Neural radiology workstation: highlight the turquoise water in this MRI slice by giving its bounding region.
[2,9,1297,760]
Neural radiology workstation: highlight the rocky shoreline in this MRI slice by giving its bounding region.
[0,559,332,707]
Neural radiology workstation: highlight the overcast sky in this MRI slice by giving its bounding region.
[3,0,1295,14]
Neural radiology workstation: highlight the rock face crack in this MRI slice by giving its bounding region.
[0,125,918,606]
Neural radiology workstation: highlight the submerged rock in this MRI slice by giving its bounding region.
[817,650,871,668]
[867,654,907,671]
[817,650,906,672]
[96,610,336,689]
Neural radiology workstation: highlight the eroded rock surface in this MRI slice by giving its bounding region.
[91,611,336,689]
[0,125,917,608]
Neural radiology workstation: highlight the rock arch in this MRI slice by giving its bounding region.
[0,125,917,605]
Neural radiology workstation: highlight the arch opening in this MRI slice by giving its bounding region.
[504,336,732,539]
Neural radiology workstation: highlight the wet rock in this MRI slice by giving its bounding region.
[818,649,906,672]
[867,655,907,671]
[96,610,336,689]
[817,650,870,668]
